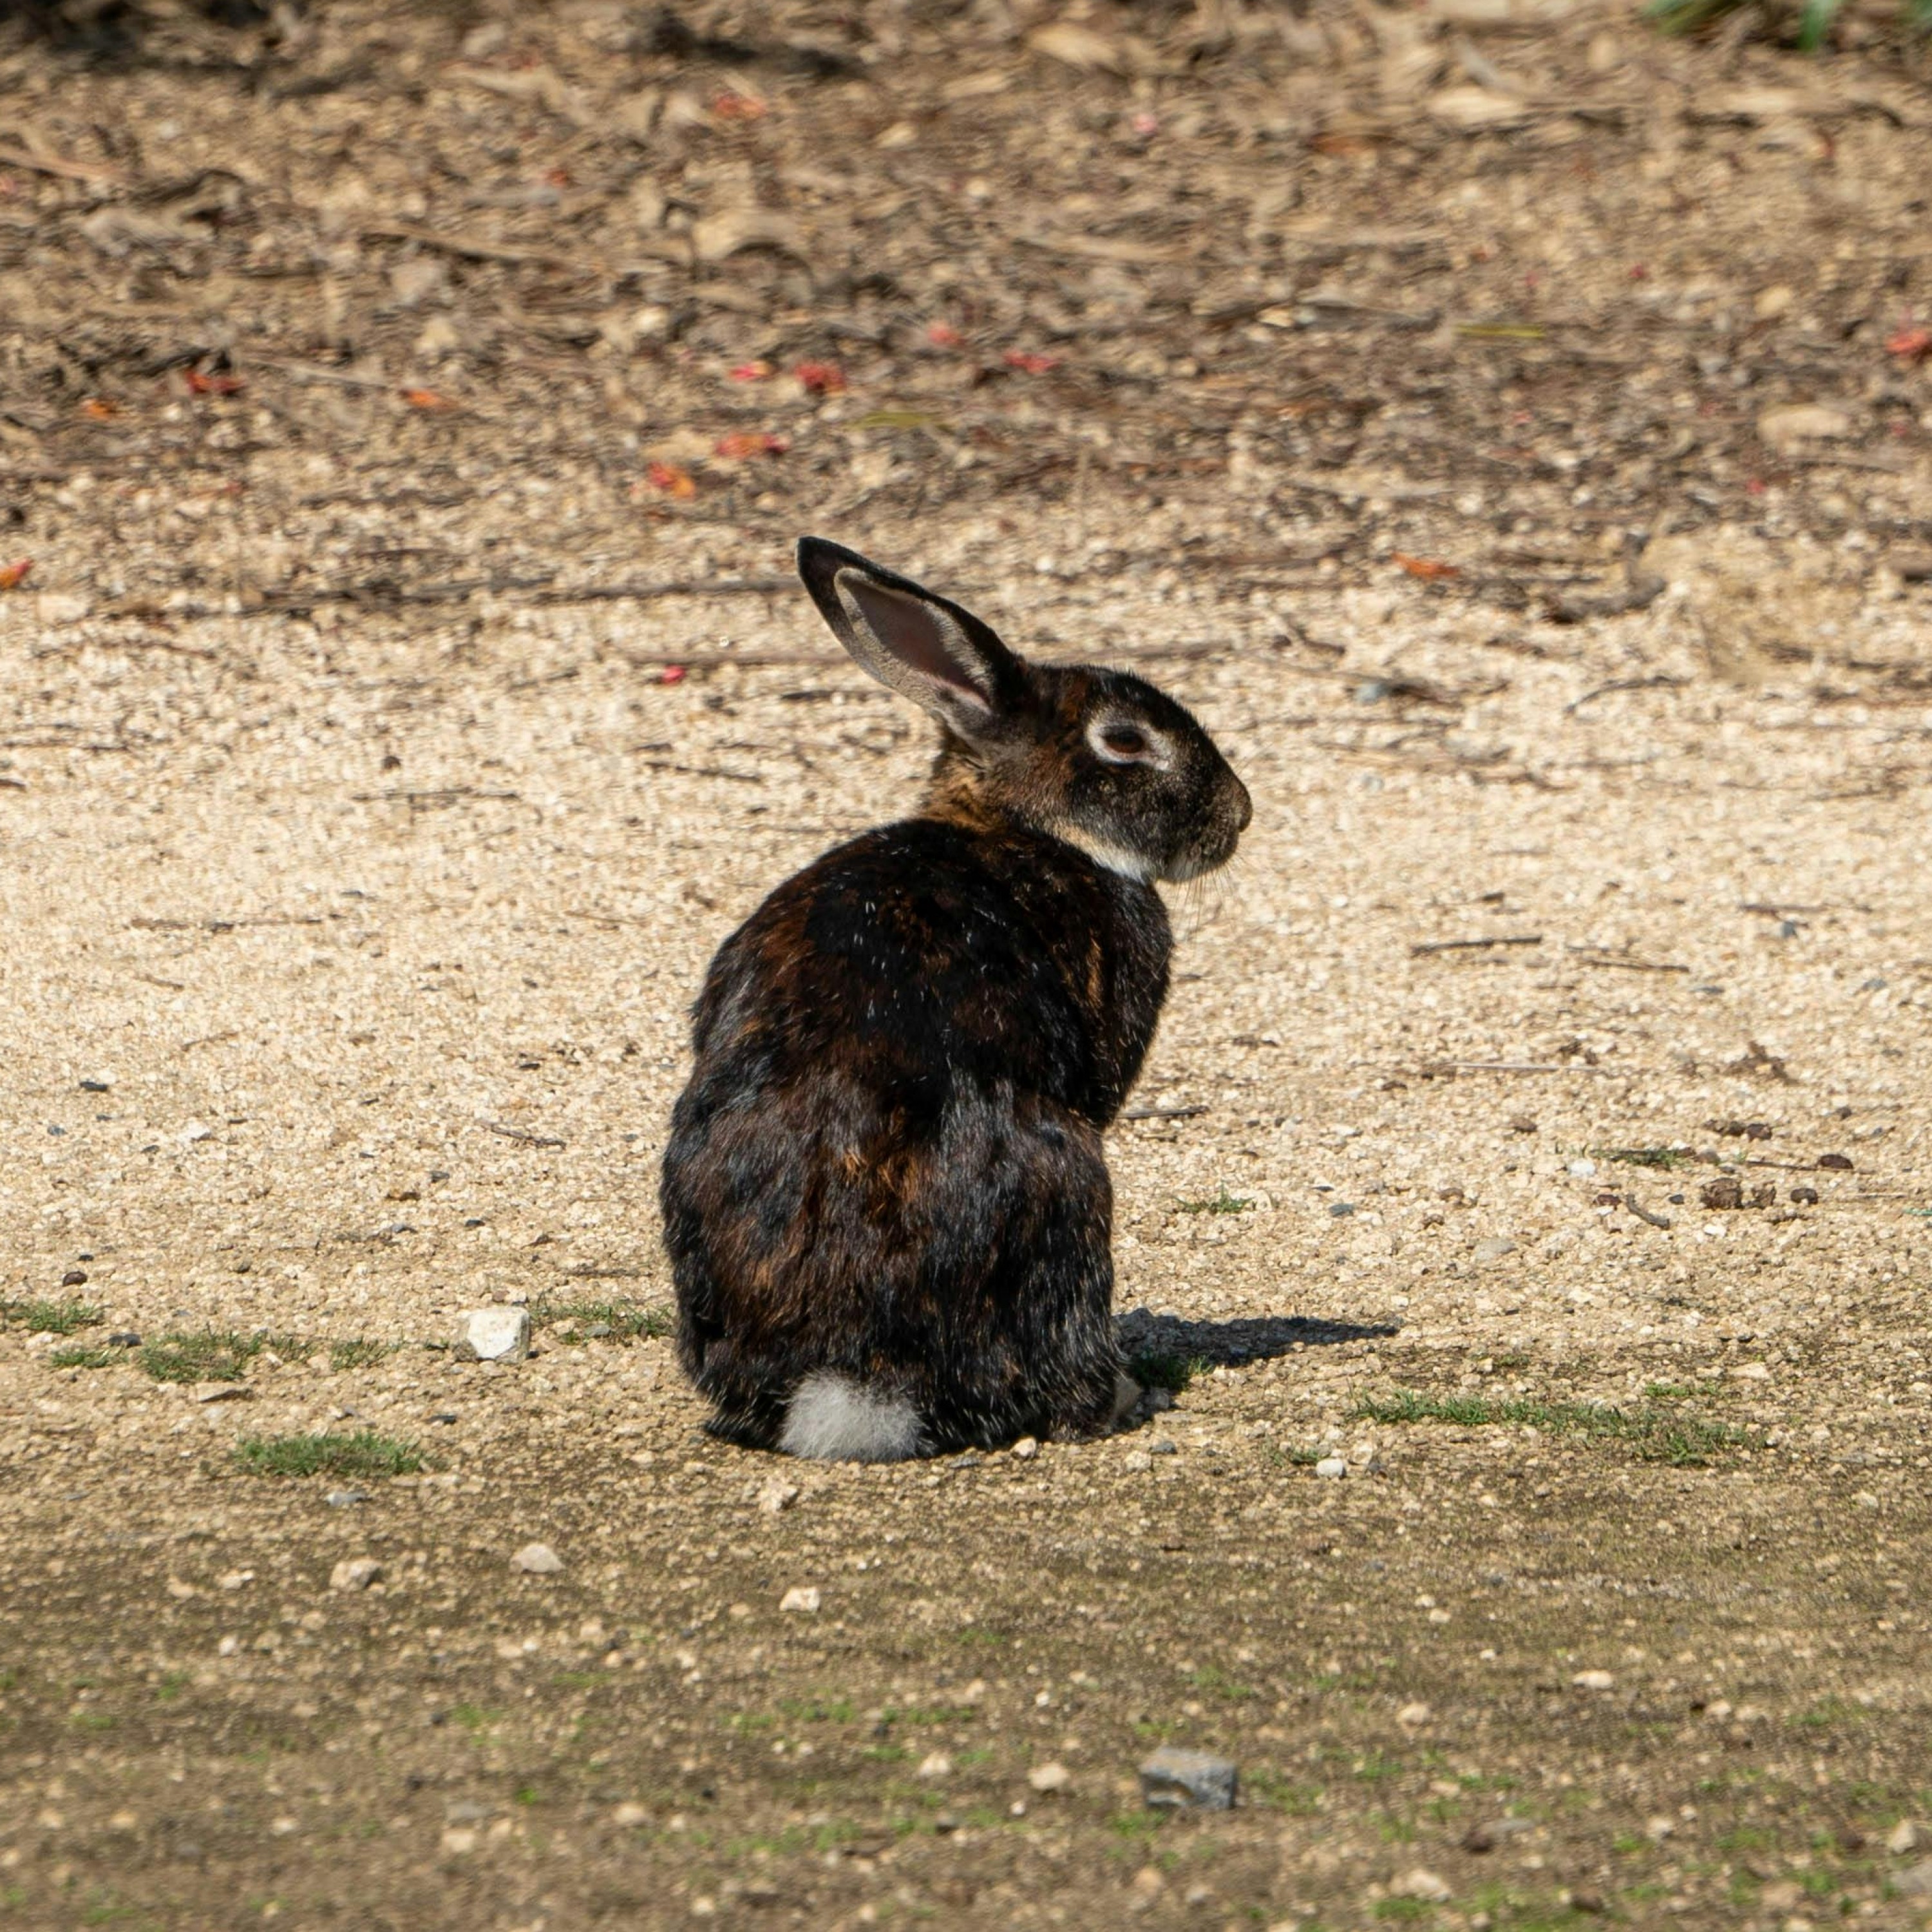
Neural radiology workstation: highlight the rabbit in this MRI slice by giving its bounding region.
[660,538,1251,1459]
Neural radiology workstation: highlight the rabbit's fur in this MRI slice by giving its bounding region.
[661,540,1251,1459]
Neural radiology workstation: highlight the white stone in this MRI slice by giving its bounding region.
[455,1307,530,1363]
[1887,1820,1920,1855]
[511,1542,563,1575]
[612,1801,649,1826]
[330,1557,382,1591]
[1028,1762,1072,1793]
[915,1752,952,1779]
[1012,1436,1039,1460]
[1566,1158,1596,1178]
[1314,1456,1349,1479]
[1390,1869,1452,1902]
[1397,1701,1433,1728]
[757,1475,800,1513]
[1572,1669,1615,1690]
[1473,1237,1517,1263]
[779,1586,821,1615]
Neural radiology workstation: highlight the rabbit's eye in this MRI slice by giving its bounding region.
[1100,724,1148,758]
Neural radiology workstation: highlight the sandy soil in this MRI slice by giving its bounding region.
[1,2,1930,1927]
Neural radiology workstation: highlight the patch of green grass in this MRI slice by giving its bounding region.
[50,1345,120,1369]
[71,1710,116,1732]
[1354,1751,1405,1785]
[1354,1388,1746,1467]
[140,1330,267,1383]
[450,1703,501,1734]
[328,1338,402,1371]
[861,1743,908,1763]
[1591,1144,1690,1170]
[1647,0,1932,49]
[1128,1348,1211,1394]
[779,1695,855,1724]
[1267,1443,1324,1469]
[155,1672,189,1702]
[1108,1810,1163,1842]
[1245,1771,1323,1815]
[1795,1697,1866,1731]
[1186,1664,1255,1703]
[513,1784,540,1806]
[1176,1187,1255,1215]
[1373,1900,1431,1922]
[529,1297,672,1345]
[1,1296,104,1335]
[234,1430,424,1479]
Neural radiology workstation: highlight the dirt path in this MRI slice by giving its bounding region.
[1,3,1929,1927]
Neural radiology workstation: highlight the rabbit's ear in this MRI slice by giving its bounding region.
[797,537,1025,734]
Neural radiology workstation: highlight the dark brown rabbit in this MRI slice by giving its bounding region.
[660,540,1251,1459]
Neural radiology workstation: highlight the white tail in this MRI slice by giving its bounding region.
[779,1372,922,1461]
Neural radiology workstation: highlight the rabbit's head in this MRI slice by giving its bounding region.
[798,538,1250,884]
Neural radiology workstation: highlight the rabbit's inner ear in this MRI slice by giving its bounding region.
[837,571,996,717]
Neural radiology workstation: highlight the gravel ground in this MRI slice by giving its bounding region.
[1,2,1929,1927]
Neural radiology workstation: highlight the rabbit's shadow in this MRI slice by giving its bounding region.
[1115,1305,1399,1382]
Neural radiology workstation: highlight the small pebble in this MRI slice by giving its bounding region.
[1896,1860,1932,1898]
[1886,1820,1920,1855]
[1397,1701,1433,1728]
[329,1557,381,1591]
[1390,1869,1452,1903]
[1315,1456,1348,1479]
[915,1752,952,1779]
[1027,1762,1071,1793]
[1140,1745,1237,1812]
[1012,1435,1040,1460]
[1122,1449,1153,1472]
[61,1269,88,1287]
[511,1542,563,1575]
[1473,1237,1517,1263]
[1567,1158,1596,1179]
[324,1490,366,1508]
[779,1585,820,1614]
[455,1307,531,1363]
[1149,1439,1177,1456]
[1571,1669,1615,1690]
[612,1801,650,1826]
[757,1475,801,1513]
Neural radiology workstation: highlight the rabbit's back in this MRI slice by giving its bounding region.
[682,817,1170,1130]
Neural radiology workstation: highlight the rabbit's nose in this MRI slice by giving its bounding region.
[1231,778,1253,833]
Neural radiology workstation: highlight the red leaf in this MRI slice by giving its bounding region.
[185,368,245,397]
[793,360,846,394]
[658,665,688,686]
[82,397,118,421]
[728,361,772,383]
[401,387,457,411]
[0,558,31,590]
[926,323,963,349]
[1394,553,1461,582]
[645,462,697,499]
[713,431,789,459]
[1885,325,1932,361]
[1002,350,1059,374]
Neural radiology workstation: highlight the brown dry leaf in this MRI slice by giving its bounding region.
[690,207,806,265]
[0,559,32,590]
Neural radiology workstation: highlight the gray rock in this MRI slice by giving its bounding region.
[329,1557,382,1591]
[1895,1859,1932,1897]
[324,1489,366,1508]
[511,1542,564,1575]
[1141,1746,1238,1812]
[1314,1455,1349,1479]
[455,1307,531,1363]
[1472,1237,1517,1263]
